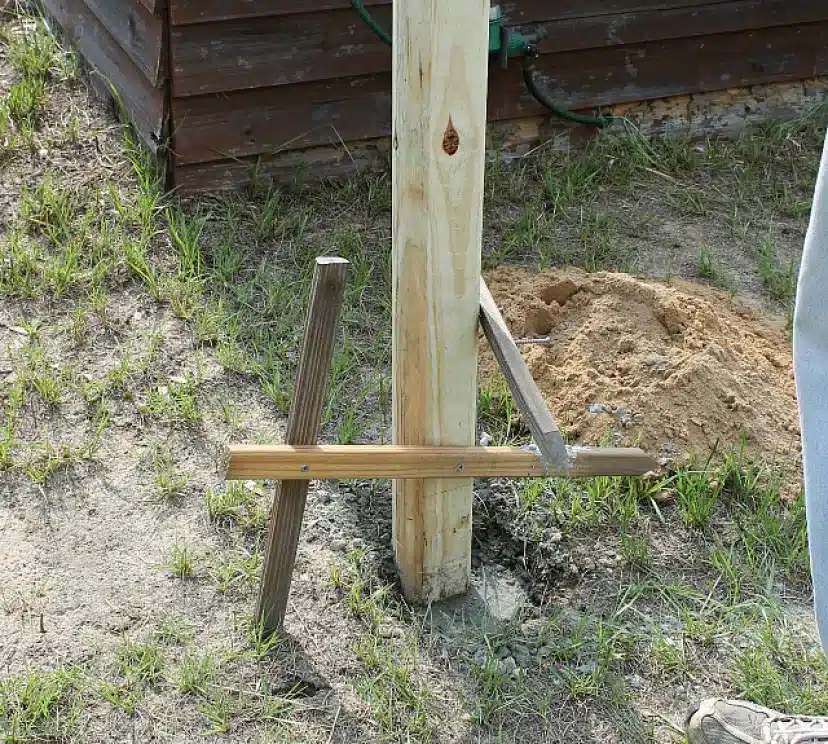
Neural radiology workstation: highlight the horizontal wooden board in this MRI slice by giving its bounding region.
[226,445,658,479]
[42,0,166,151]
[539,1,828,55]
[173,140,388,192]
[172,74,391,164]
[84,0,167,83]
[170,0,385,25]
[170,6,392,97]
[171,21,828,166]
[170,0,826,97]
[169,0,731,26]
[491,21,828,118]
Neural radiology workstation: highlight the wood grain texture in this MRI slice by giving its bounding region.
[167,1,824,97]
[535,0,827,56]
[391,0,489,603]
[494,21,828,118]
[171,74,391,165]
[169,19,828,171]
[170,0,386,25]
[255,257,348,632]
[83,0,167,83]
[169,0,731,26]
[171,139,390,193]
[170,8,392,97]
[41,0,166,151]
[227,445,658,479]
[479,279,568,470]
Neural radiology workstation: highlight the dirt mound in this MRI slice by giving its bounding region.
[481,267,801,470]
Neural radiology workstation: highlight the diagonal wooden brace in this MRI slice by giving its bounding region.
[479,278,571,471]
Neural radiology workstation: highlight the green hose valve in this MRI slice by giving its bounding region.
[350,0,612,128]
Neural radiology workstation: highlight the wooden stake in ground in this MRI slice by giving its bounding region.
[255,257,348,632]
[392,0,490,601]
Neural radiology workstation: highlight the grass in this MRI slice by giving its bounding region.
[152,445,190,500]
[756,232,797,304]
[164,543,197,578]
[140,375,202,427]
[209,547,262,593]
[329,549,434,741]
[205,481,267,531]
[175,652,215,695]
[0,667,81,742]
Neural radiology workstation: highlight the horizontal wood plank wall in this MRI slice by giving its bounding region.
[167,0,828,190]
[41,0,168,152]
[171,0,735,25]
[83,0,166,83]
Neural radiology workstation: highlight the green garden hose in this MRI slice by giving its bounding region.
[350,0,611,129]
[351,0,391,46]
[521,51,614,128]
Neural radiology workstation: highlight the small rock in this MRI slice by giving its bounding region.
[541,279,579,306]
[587,403,611,414]
[473,649,486,667]
[617,336,636,353]
[317,490,331,505]
[521,618,545,636]
[330,539,347,552]
[627,673,646,690]
[497,646,511,660]
[500,656,518,676]
[378,624,404,639]
[479,431,492,447]
[690,416,703,428]
[632,413,645,425]
[537,645,553,659]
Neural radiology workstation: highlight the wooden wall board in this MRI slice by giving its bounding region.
[168,1,825,98]
[170,22,828,167]
[172,140,389,193]
[84,0,167,83]
[41,0,167,151]
[169,0,732,26]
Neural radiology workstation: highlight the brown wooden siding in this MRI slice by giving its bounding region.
[170,0,735,26]
[166,0,828,191]
[82,0,167,83]
[41,0,168,152]
[42,0,828,192]
[172,21,827,172]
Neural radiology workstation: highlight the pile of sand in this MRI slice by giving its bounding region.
[481,267,801,470]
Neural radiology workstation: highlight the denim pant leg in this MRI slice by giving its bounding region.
[794,128,828,652]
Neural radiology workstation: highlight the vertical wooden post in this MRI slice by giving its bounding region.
[391,0,490,601]
[256,256,349,632]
